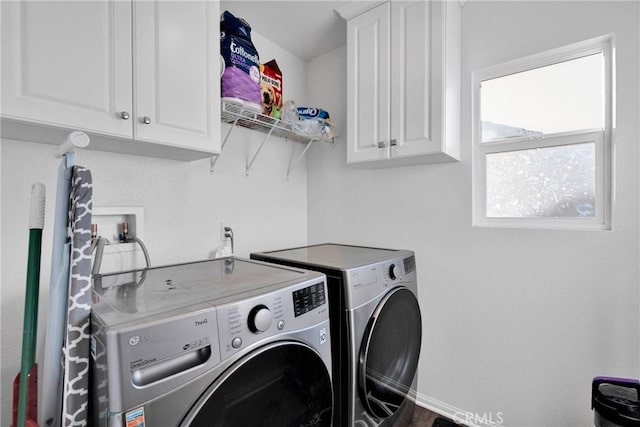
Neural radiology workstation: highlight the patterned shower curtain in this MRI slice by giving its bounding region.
[61,166,93,426]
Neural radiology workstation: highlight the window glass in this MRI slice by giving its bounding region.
[481,53,604,142]
[486,143,596,218]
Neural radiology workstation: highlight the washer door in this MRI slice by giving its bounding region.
[181,341,332,427]
[358,287,422,419]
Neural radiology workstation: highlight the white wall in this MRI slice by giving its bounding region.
[307,2,639,426]
[2,2,638,426]
[0,32,309,425]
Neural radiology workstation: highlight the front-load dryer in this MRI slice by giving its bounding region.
[251,244,422,427]
[90,257,333,426]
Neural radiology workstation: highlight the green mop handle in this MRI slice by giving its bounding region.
[17,183,45,427]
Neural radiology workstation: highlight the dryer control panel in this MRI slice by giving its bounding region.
[346,256,417,308]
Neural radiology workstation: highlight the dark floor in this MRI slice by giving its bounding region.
[406,405,453,427]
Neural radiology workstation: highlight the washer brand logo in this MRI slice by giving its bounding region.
[194,318,208,327]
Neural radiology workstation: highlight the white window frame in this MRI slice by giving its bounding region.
[472,35,614,230]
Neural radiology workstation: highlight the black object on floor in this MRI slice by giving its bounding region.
[592,376,640,426]
[433,417,458,427]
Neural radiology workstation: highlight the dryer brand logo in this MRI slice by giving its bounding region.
[194,318,208,327]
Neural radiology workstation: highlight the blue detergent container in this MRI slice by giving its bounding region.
[592,377,640,426]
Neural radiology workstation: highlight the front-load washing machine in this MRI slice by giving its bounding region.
[90,257,333,426]
[251,244,422,427]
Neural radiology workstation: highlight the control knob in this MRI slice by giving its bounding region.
[248,305,272,333]
[389,264,399,280]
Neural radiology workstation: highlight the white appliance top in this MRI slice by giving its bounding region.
[255,243,410,270]
[92,257,320,325]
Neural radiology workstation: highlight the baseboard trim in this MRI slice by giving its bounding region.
[414,393,503,427]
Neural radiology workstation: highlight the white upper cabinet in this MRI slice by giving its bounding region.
[346,3,391,163]
[1,0,220,161]
[1,1,133,138]
[133,1,218,152]
[343,0,461,167]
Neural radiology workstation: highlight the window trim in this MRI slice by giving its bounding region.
[472,35,614,230]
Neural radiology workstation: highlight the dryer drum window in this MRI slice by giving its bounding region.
[359,287,422,419]
[181,342,332,427]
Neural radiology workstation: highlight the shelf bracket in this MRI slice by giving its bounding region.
[245,125,276,175]
[286,138,319,179]
[219,101,337,178]
[210,116,240,174]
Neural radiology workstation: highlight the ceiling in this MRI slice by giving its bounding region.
[220,1,350,61]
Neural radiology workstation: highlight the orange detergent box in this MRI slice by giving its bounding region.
[260,59,283,119]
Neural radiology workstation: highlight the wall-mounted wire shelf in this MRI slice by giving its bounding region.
[213,100,335,178]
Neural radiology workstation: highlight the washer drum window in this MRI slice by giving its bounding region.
[181,341,333,426]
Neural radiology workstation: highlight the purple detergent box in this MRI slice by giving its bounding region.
[220,11,261,112]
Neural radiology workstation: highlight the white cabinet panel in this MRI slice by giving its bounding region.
[133,1,219,152]
[347,2,390,164]
[390,0,431,157]
[1,1,132,137]
[345,0,461,167]
[1,0,220,160]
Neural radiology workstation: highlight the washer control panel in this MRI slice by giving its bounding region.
[292,281,326,317]
[216,278,329,361]
[248,304,273,332]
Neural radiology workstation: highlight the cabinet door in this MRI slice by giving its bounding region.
[1,1,133,137]
[346,2,391,164]
[390,0,435,159]
[390,0,460,162]
[133,0,220,154]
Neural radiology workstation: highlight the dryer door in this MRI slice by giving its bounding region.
[181,341,332,426]
[358,287,422,419]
